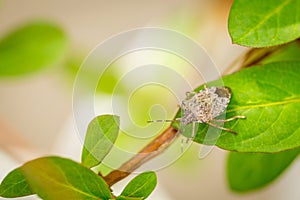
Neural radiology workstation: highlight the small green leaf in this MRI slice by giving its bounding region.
[228,0,300,47]
[174,61,300,152]
[81,115,120,168]
[21,156,112,200]
[119,171,157,200]
[0,21,67,76]
[227,148,300,192]
[0,168,33,198]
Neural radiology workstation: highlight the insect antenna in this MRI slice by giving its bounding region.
[147,119,180,123]
[211,115,246,122]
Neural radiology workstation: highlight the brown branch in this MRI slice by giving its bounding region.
[104,126,178,186]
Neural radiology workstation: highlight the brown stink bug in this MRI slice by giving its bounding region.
[148,85,246,138]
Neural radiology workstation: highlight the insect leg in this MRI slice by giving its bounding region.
[181,137,184,153]
[206,121,238,135]
[191,122,196,138]
[211,115,246,122]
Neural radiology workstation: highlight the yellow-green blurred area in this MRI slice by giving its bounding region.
[3,1,297,200]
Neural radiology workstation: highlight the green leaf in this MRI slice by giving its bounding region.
[227,148,300,192]
[228,0,300,47]
[81,115,120,168]
[173,61,300,152]
[20,156,112,200]
[0,21,67,76]
[0,168,33,198]
[119,171,157,200]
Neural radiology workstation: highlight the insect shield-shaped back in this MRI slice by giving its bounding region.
[179,86,246,138]
[148,86,245,138]
[180,86,231,125]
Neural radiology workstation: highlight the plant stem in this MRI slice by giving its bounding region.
[104,126,178,186]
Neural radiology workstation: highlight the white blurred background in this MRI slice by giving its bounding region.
[0,0,299,199]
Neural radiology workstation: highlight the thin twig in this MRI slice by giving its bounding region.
[104,126,178,186]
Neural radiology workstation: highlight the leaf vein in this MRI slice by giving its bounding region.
[227,99,300,113]
[236,0,292,42]
[32,169,100,199]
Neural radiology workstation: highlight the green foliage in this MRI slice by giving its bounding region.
[227,10,300,191]
[223,41,300,192]
[0,21,67,76]
[0,156,113,200]
[228,0,300,47]
[81,115,120,168]
[174,61,300,153]
[0,114,158,200]
[118,171,157,200]
[227,148,300,192]
[0,168,33,198]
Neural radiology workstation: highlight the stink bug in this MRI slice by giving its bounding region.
[148,85,246,138]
